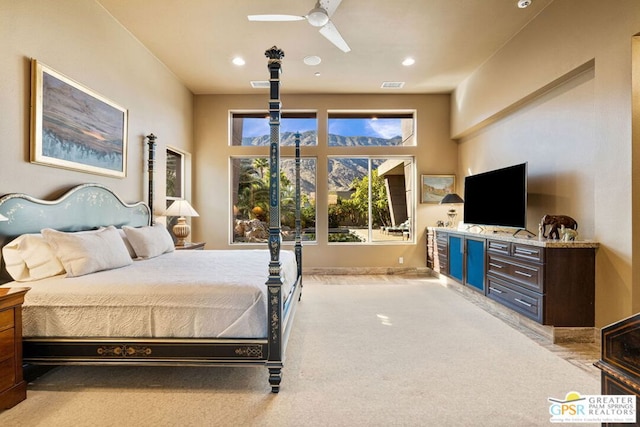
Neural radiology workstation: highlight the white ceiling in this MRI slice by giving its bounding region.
[96,0,553,95]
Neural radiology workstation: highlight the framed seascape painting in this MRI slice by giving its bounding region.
[420,174,455,204]
[30,59,128,178]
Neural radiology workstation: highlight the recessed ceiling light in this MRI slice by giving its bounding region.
[517,0,531,8]
[402,57,415,66]
[314,72,321,77]
[304,55,322,66]
[232,57,245,66]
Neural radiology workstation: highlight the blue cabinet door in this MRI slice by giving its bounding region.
[465,238,485,292]
[448,235,463,282]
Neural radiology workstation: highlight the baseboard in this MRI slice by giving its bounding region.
[304,266,422,275]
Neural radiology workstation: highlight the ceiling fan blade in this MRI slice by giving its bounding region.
[319,21,350,52]
[320,0,343,18]
[247,14,305,22]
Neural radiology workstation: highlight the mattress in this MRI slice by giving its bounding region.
[0,249,297,339]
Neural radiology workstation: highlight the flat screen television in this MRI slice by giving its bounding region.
[463,162,527,229]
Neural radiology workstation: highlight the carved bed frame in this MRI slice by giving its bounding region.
[0,47,301,393]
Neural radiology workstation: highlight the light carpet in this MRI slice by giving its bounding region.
[0,274,599,426]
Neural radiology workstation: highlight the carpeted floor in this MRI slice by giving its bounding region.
[0,274,600,426]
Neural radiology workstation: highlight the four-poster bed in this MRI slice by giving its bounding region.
[0,47,300,393]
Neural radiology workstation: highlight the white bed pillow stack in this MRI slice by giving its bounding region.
[122,224,175,259]
[42,226,133,277]
[2,224,176,282]
[2,233,65,281]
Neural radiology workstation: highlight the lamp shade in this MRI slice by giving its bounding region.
[440,193,464,204]
[165,200,199,218]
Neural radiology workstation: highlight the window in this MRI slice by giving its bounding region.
[166,148,184,201]
[327,111,415,147]
[231,112,317,146]
[166,148,185,239]
[328,156,414,243]
[231,157,317,243]
[229,109,416,245]
[230,111,318,244]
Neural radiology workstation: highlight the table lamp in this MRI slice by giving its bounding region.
[165,200,199,246]
[440,193,464,228]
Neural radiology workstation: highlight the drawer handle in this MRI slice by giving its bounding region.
[515,298,533,307]
[489,287,503,294]
[515,270,533,278]
[489,263,503,269]
[492,243,508,249]
[516,249,537,255]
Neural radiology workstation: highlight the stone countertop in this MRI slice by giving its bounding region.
[427,227,599,249]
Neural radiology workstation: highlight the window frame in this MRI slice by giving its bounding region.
[229,110,318,147]
[166,146,185,203]
[327,109,417,147]
[229,155,318,245]
[327,155,415,245]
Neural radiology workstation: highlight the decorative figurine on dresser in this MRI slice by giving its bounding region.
[540,214,578,240]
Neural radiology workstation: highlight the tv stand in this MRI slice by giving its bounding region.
[426,227,598,327]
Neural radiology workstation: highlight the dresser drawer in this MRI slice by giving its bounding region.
[487,240,510,256]
[487,254,543,292]
[0,328,15,363]
[0,308,13,332]
[435,232,448,245]
[512,243,544,262]
[487,277,543,323]
[0,356,15,392]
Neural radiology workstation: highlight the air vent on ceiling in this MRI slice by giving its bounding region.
[250,81,270,88]
[381,81,405,89]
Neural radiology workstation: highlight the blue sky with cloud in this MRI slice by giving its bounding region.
[242,117,401,139]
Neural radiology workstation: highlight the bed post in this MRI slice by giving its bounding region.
[294,133,303,283]
[265,46,284,393]
[146,133,156,224]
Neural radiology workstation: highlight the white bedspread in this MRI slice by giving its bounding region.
[0,250,297,339]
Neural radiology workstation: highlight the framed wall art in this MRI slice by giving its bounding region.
[30,59,128,178]
[420,174,455,204]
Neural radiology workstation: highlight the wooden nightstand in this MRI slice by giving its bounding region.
[175,242,205,250]
[0,287,29,410]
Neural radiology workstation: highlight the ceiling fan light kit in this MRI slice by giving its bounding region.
[307,6,329,27]
[248,0,350,53]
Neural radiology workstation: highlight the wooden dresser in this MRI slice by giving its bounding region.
[427,227,598,327]
[595,313,640,426]
[0,287,29,411]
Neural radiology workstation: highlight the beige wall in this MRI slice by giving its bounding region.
[452,0,640,327]
[3,0,634,327]
[193,94,456,270]
[0,0,193,208]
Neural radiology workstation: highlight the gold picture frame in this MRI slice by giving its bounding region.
[30,59,128,178]
[420,174,455,204]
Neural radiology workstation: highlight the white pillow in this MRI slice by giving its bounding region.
[122,224,175,259]
[118,228,138,258]
[2,234,65,281]
[42,226,133,277]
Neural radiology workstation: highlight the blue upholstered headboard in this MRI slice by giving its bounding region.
[0,183,151,284]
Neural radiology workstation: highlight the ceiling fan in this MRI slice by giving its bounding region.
[248,0,351,53]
